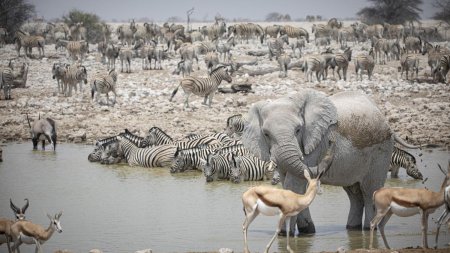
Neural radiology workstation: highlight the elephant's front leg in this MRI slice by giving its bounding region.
[343,183,364,230]
[283,173,316,235]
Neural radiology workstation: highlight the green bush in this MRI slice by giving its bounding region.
[62,9,105,43]
[0,0,35,42]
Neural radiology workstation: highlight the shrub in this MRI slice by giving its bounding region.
[0,0,35,42]
[62,9,105,43]
[357,0,423,25]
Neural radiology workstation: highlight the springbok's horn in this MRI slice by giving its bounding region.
[438,163,446,175]
[26,113,32,129]
[22,198,29,212]
[10,199,19,213]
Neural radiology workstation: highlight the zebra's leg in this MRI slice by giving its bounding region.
[121,60,124,73]
[184,93,191,108]
[343,66,348,81]
[202,95,208,105]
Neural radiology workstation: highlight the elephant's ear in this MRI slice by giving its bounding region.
[301,90,337,155]
[241,100,271,161]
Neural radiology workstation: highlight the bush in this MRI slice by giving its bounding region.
[433,0,450,24]
[265,12,291,22]
[0,0,35,42]
[62,9,105,43]
[357,0,422,25]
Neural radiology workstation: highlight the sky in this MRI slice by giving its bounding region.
[29,0,440,22]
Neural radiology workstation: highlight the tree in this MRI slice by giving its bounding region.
[357,0,423,24]
[62,9,104,43]
[433,0,450,24]
[0,0,35,42]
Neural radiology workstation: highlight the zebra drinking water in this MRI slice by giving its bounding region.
[229,154,276,183]
[390,146,423,180]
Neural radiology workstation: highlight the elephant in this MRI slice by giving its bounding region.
[241,89,417,234]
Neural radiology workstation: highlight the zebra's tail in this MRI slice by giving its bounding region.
[169,83,181,102]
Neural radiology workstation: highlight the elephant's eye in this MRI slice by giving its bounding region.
[295,127,301,135]
[262,129,270,139]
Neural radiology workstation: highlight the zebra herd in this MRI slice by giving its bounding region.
[87,117,280,184]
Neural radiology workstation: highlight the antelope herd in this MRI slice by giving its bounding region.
[0,14,450,252]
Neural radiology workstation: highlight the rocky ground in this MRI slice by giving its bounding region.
[0,22,449,150]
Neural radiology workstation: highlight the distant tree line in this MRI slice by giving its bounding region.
[265,12,291,22]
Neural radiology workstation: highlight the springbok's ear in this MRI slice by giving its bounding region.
[57,211,62,219]
[303,169,311,180]
[47,213,52,220]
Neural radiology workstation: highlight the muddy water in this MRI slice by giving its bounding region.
[0,143,449,253]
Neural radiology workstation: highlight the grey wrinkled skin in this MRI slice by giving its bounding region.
[241,89,394,234]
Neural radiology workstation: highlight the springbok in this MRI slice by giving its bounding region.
[241,141,335,253]
[1,199,30,253]
[10,211,63,253]
[369,164,450,249]
[435,182,450,248]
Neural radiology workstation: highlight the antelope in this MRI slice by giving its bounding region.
[241,141,335,253]
[434,182,450,248]
[0,199,30,253]
[369,164,450,249]
[10,211,63,253]
[26,113,57,151]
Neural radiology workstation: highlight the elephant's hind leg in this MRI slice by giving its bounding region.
[343,183,364,230]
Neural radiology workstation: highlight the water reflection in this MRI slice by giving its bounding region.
[0,143,449,252]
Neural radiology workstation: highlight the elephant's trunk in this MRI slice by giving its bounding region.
[273,141,312,179]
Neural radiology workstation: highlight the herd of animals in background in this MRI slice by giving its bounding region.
[0,16,449,252]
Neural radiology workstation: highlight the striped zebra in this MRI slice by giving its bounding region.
[88,137,119,163]
[52,62,68,94]
[265,25,281,39]
[207,20,227,40]
[14,30,45,58]
[277,53,291,78]
[216,36,235,62]
[97,41,107,64]
[186,132,234,146]
[225,114,246,137]
[106,43,120,71]
[172,59,193,77]
[204,51,220,74]
[355,48,375,81]
[148,45,168,70]
[229,154,276,183]
[143,127,174,146]
[267,34,289,61]
[69,22,87,41]
[312,24,333,39]
[57,40,89,62]
[302,55,326,82]
[372,38,400,64]
[291,37,306,58]
[422,42,450,81]
[333,47,352,81]
[438,54,450,82]
[201,151,232,182]
[170,147,214,173]
[328,18,343,29]
[169,65,232,108]
[116,135,176,168]
[116,23,136,46]
[175,135,223,149]
[179,43,200,70]
[279,25,309,42]
[0,61,14,100]
[383,23,404,40]
[119,47,133,73]
[229,23,264,44]
[91,69,118,105]
[121,129,147,148]
[390,146,423,180]
[399,49,419,80]
[62,64,88,97]
[321,49,336,80]
[403,36,422,54]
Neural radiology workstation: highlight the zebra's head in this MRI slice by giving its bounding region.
[88,145,104,162]
[170,149,188,173]
[229,154,244,184]
[201,152,218,182]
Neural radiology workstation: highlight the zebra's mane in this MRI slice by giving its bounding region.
[394,146,416,163]
[226,114,242,126]
[210,65,227,75]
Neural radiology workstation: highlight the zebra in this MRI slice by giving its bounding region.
[383,23,404,40]
[321,48,337,80]
[216,36,235,62]
[215,144,250,156]
[404,36,422,54]
[421,42,450,81]
[201,151,232,182]
[188,30,203,42]
[390,146,423,180]
[290,37,306,58]
[133,39,156,70]
[302,55,326,82]
[333,47,352,81]
[170,147,214,173]
[355,48,375,81]
[372,38,400,64]
[179,43,200,70]
[267,34,289,61]
[91,69,118,105]
[52,62,68,94]
[69,22,87,41]
[229,153,276,183]
[169,65,232,108]
[327,18,343,29]
[207,20,227,40]
[204,51,220,74]
[315,37,331,51]
[265,25,281,39]
[337,27,356,48]
[62,64,88,97]
[184,132,234,146]
[172,59,193,77]
[106,43,120,71]
[116,135,176,168]
[437,54,450,82]
[116,23,136,46]
[97,41,107,64]
[148,45,168,70]
[230,23,264,44]
[88,137,119,162]
[279,25,309,42]
[399,49,420,80]
[225,114,246,137]
[175,135,223,150]
[14,30,45,58]
[119,47,133,73]
[312,24,333,39]
[277,53,291,78]
[143,127,174,146]
[59,40,89,62]
[0,61,14,100]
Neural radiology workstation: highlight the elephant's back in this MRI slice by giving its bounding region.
[330,91,392,149]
